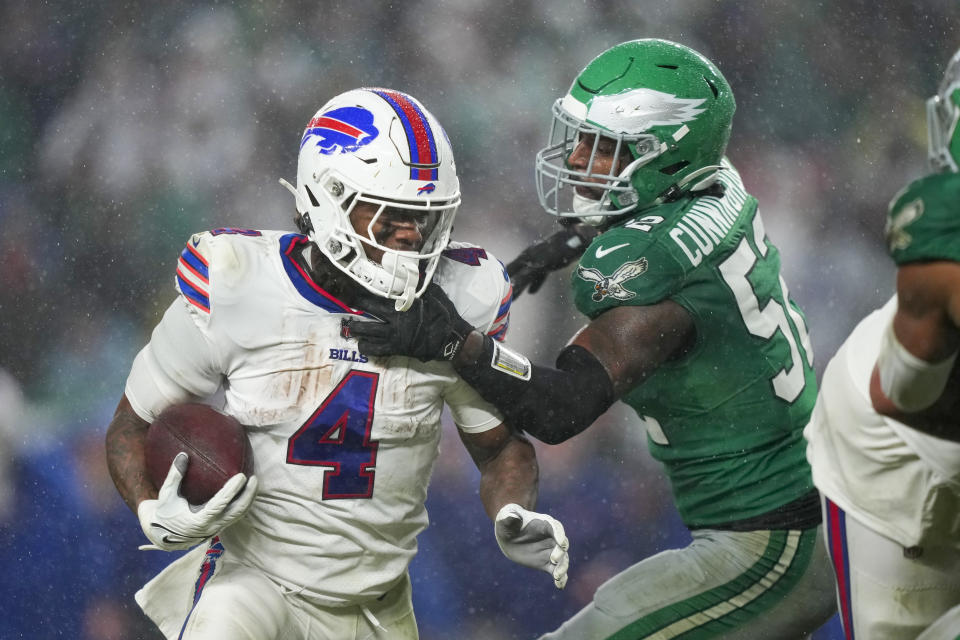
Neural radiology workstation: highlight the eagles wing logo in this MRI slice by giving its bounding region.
[577,258,649,302]
[589,89,706,132]
[885,197,924,252]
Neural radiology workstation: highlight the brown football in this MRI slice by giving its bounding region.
[145,403,254,505]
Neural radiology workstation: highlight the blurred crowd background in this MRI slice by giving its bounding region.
[1,1,957,638]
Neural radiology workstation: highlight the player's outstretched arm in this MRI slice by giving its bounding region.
[459,425,569,589]
[347,284,694,443]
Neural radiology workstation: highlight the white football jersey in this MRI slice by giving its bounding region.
[804,296,960,549]
[125,229,514,604]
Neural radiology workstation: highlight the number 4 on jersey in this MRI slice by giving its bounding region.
[286,371,380,499]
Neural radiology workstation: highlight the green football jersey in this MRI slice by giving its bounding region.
[886,171,960,264]
[571,161,817,527]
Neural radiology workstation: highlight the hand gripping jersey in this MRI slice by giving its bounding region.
[125,229,513,604]
[570,161,817,527]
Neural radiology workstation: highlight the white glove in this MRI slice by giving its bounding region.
[494,503,570,589]
[137,452,258,551]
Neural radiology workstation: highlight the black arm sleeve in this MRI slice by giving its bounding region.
[455,335,616,444]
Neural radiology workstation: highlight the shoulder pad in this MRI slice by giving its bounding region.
[434,241,513,340]
[174,228,268,323]
[572,219,684,318]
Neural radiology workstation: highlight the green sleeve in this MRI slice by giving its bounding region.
[886,172,960,264]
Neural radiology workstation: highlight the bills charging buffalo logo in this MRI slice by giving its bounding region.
[417,183,436,195]
[300,106,380,154]
[577,258,648,302]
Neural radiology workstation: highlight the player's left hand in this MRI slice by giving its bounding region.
[494,503,570,589]
[506,222,598,298]
[346,282,474,362]
[137,452,258,551]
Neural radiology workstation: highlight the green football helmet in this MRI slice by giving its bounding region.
[928,47,960,173]
[535,39,736,222]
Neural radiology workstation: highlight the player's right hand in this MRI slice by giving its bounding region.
[137,452,258,551]
[347,282,474,362]
[506,223,598,298]
[494,503,570,589]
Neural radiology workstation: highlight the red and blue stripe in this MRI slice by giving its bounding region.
[177,243,210,313]
[372,89,439,181]
[487,284,513,342]
[826,498,855,640]
[177,537,225,639]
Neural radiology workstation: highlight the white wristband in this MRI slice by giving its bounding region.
[878,322,957,411]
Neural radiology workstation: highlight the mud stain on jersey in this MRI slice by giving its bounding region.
[375,362,442,439]
[253,331,335,426]
[382,358,413,409]
[376,416,422,438]
[291,336,336,407]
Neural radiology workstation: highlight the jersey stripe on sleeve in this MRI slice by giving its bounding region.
[176,243,211,313]
[486,283,513,342]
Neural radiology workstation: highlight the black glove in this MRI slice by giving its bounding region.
[345,282,474,362]
[506,223,599,298]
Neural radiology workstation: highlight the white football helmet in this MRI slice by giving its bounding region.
[928,47,960,173]
[281,88,460,310]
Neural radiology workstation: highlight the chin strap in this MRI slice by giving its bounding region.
[571,192,608,226]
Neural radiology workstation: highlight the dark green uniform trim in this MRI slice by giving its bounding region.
[607,528,817,640]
